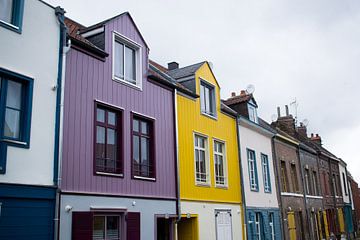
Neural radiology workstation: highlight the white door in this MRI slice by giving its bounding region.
[215,210,233,240]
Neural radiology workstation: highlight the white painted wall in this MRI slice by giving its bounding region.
[181,201,243,240]
[339,163,350,204]
[238,121,279,208]
[0,0,59,185]
[60,194,177,240]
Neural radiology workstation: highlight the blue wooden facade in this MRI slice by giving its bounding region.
[246,208,282,240]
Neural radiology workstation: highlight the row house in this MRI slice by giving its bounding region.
[0,0,63,239]
[164,61,244,240]
[59,13,178,239]
[224,91,281,240]
[271,115,307,240]
[348,174,360,234]
[339,159,354,237]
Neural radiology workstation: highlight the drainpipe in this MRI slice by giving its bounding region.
[174,89,182,227]
[271,137,286,240]
[297,148,312,240]
[54,6,70,240]
[235,120,247,240]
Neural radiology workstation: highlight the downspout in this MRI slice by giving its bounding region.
[174,89,182,225]
[271,137,286,240]
[54,6,70,240]
[297,148,312,240]
[236,120,247,240]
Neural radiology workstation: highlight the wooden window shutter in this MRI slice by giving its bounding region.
[72,211,93,240]
[127,212,140,240]
[287,211,296,240]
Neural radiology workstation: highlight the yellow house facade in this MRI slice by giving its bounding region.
[167,61,244,240]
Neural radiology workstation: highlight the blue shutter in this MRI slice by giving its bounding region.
[273,211,282,240]
[248,211,256,240]
[261,211,269,239]
[254,152,259,192]
[266,156,272,193]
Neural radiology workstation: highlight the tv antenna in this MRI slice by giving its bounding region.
[290,98,298,125]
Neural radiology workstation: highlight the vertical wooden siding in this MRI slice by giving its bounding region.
[61,14,176,199]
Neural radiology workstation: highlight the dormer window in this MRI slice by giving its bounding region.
[248,103,258,123]
[112,32,142,88]
[200,80,216,117]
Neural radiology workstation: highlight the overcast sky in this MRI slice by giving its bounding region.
[46,0,360,182]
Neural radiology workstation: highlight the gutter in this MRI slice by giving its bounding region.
[174,88,182,224]
[236,118,247,239]
[54,6,70,240]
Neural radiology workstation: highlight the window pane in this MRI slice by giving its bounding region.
[141,137,150,176]
[107,129,116,171]
[114,41,124,78]
[4,108,20,139]
[205,87,210,112]
[96,126,106,170]
[0,0,13,23]
[133,135,140,174]
[6,80,22,109]
[125,46,136,83]
[141,121,148,134]
[200,85,205,112]
[106,216,119,240]
[97,108,105,123]
[133,119,139,132]
[93,216,105,240]
[108,111,116,125]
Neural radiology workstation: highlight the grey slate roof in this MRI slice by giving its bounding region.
[167,61,206,79]
[258,118,277,134]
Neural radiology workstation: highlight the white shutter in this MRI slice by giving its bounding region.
[216,211,232,240]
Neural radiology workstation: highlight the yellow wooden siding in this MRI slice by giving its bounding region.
[287,211,297,240]
[177,63,242,203]
[338,208,345,233]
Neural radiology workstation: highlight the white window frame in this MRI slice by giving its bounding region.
[261,154,271,193]
[213,139,227,188]
[255,212,262,240]
[248,149,257,191]
[112,31,142,90]
[93,215,122,240]
[194,132,210,185]
[248,103,258,123]
[200,79,217,119]
[269,213,275,240]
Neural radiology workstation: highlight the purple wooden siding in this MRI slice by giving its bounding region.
[62,14,176,199]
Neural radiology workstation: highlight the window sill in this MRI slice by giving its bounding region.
[195,182,211,187]
[133,175,156,181]
[201,112,217,120]
[1,138,29,148]
[0,20,21,34]
[215,184,228,189]
[264,191,272,194]
[113,76,142,91]
[95,172,123,178]
[250,188,259,192]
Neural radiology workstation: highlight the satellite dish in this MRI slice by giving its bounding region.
[246,84,255,94]
[271,114,278,122]
[302,119,309,126]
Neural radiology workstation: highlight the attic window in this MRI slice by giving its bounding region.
[200,81,216,117]
[248,104,258,123]
[112,32,142,89]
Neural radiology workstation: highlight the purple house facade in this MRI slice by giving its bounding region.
[59,13,177,240]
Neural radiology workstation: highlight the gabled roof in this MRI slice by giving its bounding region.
[167,61,206,79]
[65,17,108,58]
[223,93,257,107]
[81,12,149,50]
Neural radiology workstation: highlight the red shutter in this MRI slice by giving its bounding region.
[72,211,93,240]
[127,212,140,240]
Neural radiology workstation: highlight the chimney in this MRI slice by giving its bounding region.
[296,122,307,137]
[277,107,281,117]
[240,90,247,96]
[231,92,236,97]
[168,62,179,70]
[285,105,289,116]
[310,133,322,146]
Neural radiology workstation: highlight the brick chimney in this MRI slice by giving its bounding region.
[168,62,179,70]
[310,133,322,146]
[272,105,296,136]
[296,122,307,138]
[240,90,247,97]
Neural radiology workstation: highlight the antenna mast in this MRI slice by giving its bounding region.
[290,98,298,126]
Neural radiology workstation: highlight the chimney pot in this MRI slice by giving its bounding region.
[285,105,289,116]
[240,90,246,96]
[168,62,179,70]
[311,133,314,137]
[277,107,281,117]
[231,92,236,97]
[316,134,319,137]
